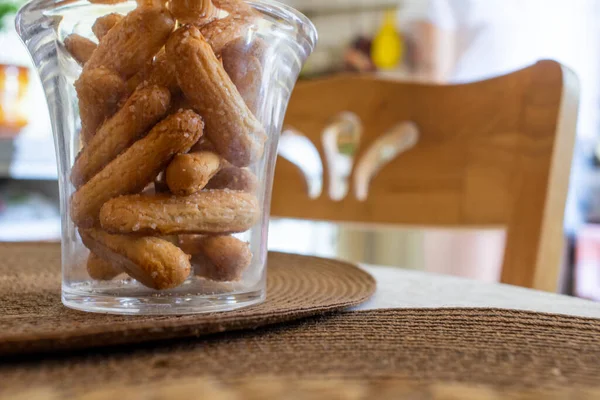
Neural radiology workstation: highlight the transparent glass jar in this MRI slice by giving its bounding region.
[16,0,316,314]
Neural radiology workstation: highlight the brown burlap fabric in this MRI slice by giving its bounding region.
[0,243,375,355]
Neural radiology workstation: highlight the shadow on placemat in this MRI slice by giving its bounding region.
[1,309,600,393]
[0,243,375,355]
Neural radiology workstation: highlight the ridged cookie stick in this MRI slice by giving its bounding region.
[221,37,266,114]
[84,6,175,79]
[86,252,123,280]
[168,0,218,25]
[166,25,266,167]
[99,190,260,235]
[71,85,171,187]
[199,0,255,54]
[80,228,191,290]
[75,67,127,144]
[64,34,97,66]
[165,151,222,195]
[205,166,258,193]
[92,13,123,41]
[71,110,204,228]
[179,235,252,281]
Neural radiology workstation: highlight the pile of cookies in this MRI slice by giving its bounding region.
[64,0,267,290]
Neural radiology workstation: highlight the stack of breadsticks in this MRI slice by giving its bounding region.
[64,0,266,290]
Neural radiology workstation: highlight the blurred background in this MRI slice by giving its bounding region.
[2,0,600,299]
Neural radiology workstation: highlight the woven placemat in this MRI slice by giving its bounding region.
[0,242,375,355]
[2,308,600,394]
[3,378,600,400]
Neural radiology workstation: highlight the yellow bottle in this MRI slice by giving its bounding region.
[371,9,403,70]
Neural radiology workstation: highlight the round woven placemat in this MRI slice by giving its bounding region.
[0,242,375,356]
[2,308,600,394]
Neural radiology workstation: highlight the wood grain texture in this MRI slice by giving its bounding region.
[272,60,579,291]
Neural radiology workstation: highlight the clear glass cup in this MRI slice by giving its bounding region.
[16,0,316,314]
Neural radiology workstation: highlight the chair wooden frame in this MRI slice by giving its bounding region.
[272,60,580,291]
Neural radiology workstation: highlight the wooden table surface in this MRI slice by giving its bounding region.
[356,265,600,319]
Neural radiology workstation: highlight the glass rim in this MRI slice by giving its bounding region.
[16,0,317,53]
[248,0,317,55]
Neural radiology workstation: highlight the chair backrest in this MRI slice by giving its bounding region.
[272,60,579,292]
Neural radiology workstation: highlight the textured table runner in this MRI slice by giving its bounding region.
[2,378,600,400]
[2,243,600,395]
[1,308,600,394]
[0,243,375,355]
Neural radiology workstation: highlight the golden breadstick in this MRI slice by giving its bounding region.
[190,135,217,153]
[165,151,222,195]
[145,50,179,94]
[136,0,169,8]
[71,110,204,228]
[125,60,154,95]
[212,0,253,12]
[222,51,261,115]
[178,234,203,255]
[127,50,178,96]
[169,0,218,25]
[221,37,265,114]
[221,35,266,64]
[86,252,122,280]
[166,25,266,167]
[92,13,123,41]
[71,85,171,187]
[64,34,97,66]
[205,166,258,193]
[80,228,191,290]
[75,67,127,144]
[180,235,251,281]
[99,190,260,235]
[85,7,175,79]
[200,0,255,54]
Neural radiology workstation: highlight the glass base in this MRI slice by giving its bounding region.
[62,287,265,315]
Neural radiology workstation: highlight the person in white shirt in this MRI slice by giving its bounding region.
[398,0,598,85]
[397,0,599,285]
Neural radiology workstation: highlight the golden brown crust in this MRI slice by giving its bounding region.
[86,252,123,280]
[221,35,265,64]
[92,13,123,41]
[189,135,217,153]
[85,7,175,79]
[205,166,258,193]
[71,85,171,187]
[177,234,203,255]
[64,34,97,66]
[127,50,179,96]
[145,50,179,94]
[75,67,127,144]
[166,25,266,167]
[99,190,260,235]
[222,39,262,114]
[168,0,218,25]
[199,0,255,54]
[190,235,252,281]
[165,151,222,195]
[70,110,204,228]
[212,0,253,11]
[80,228,191,290]
[136,0,169,8]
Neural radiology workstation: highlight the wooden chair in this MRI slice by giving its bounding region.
[272,60,579,292]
